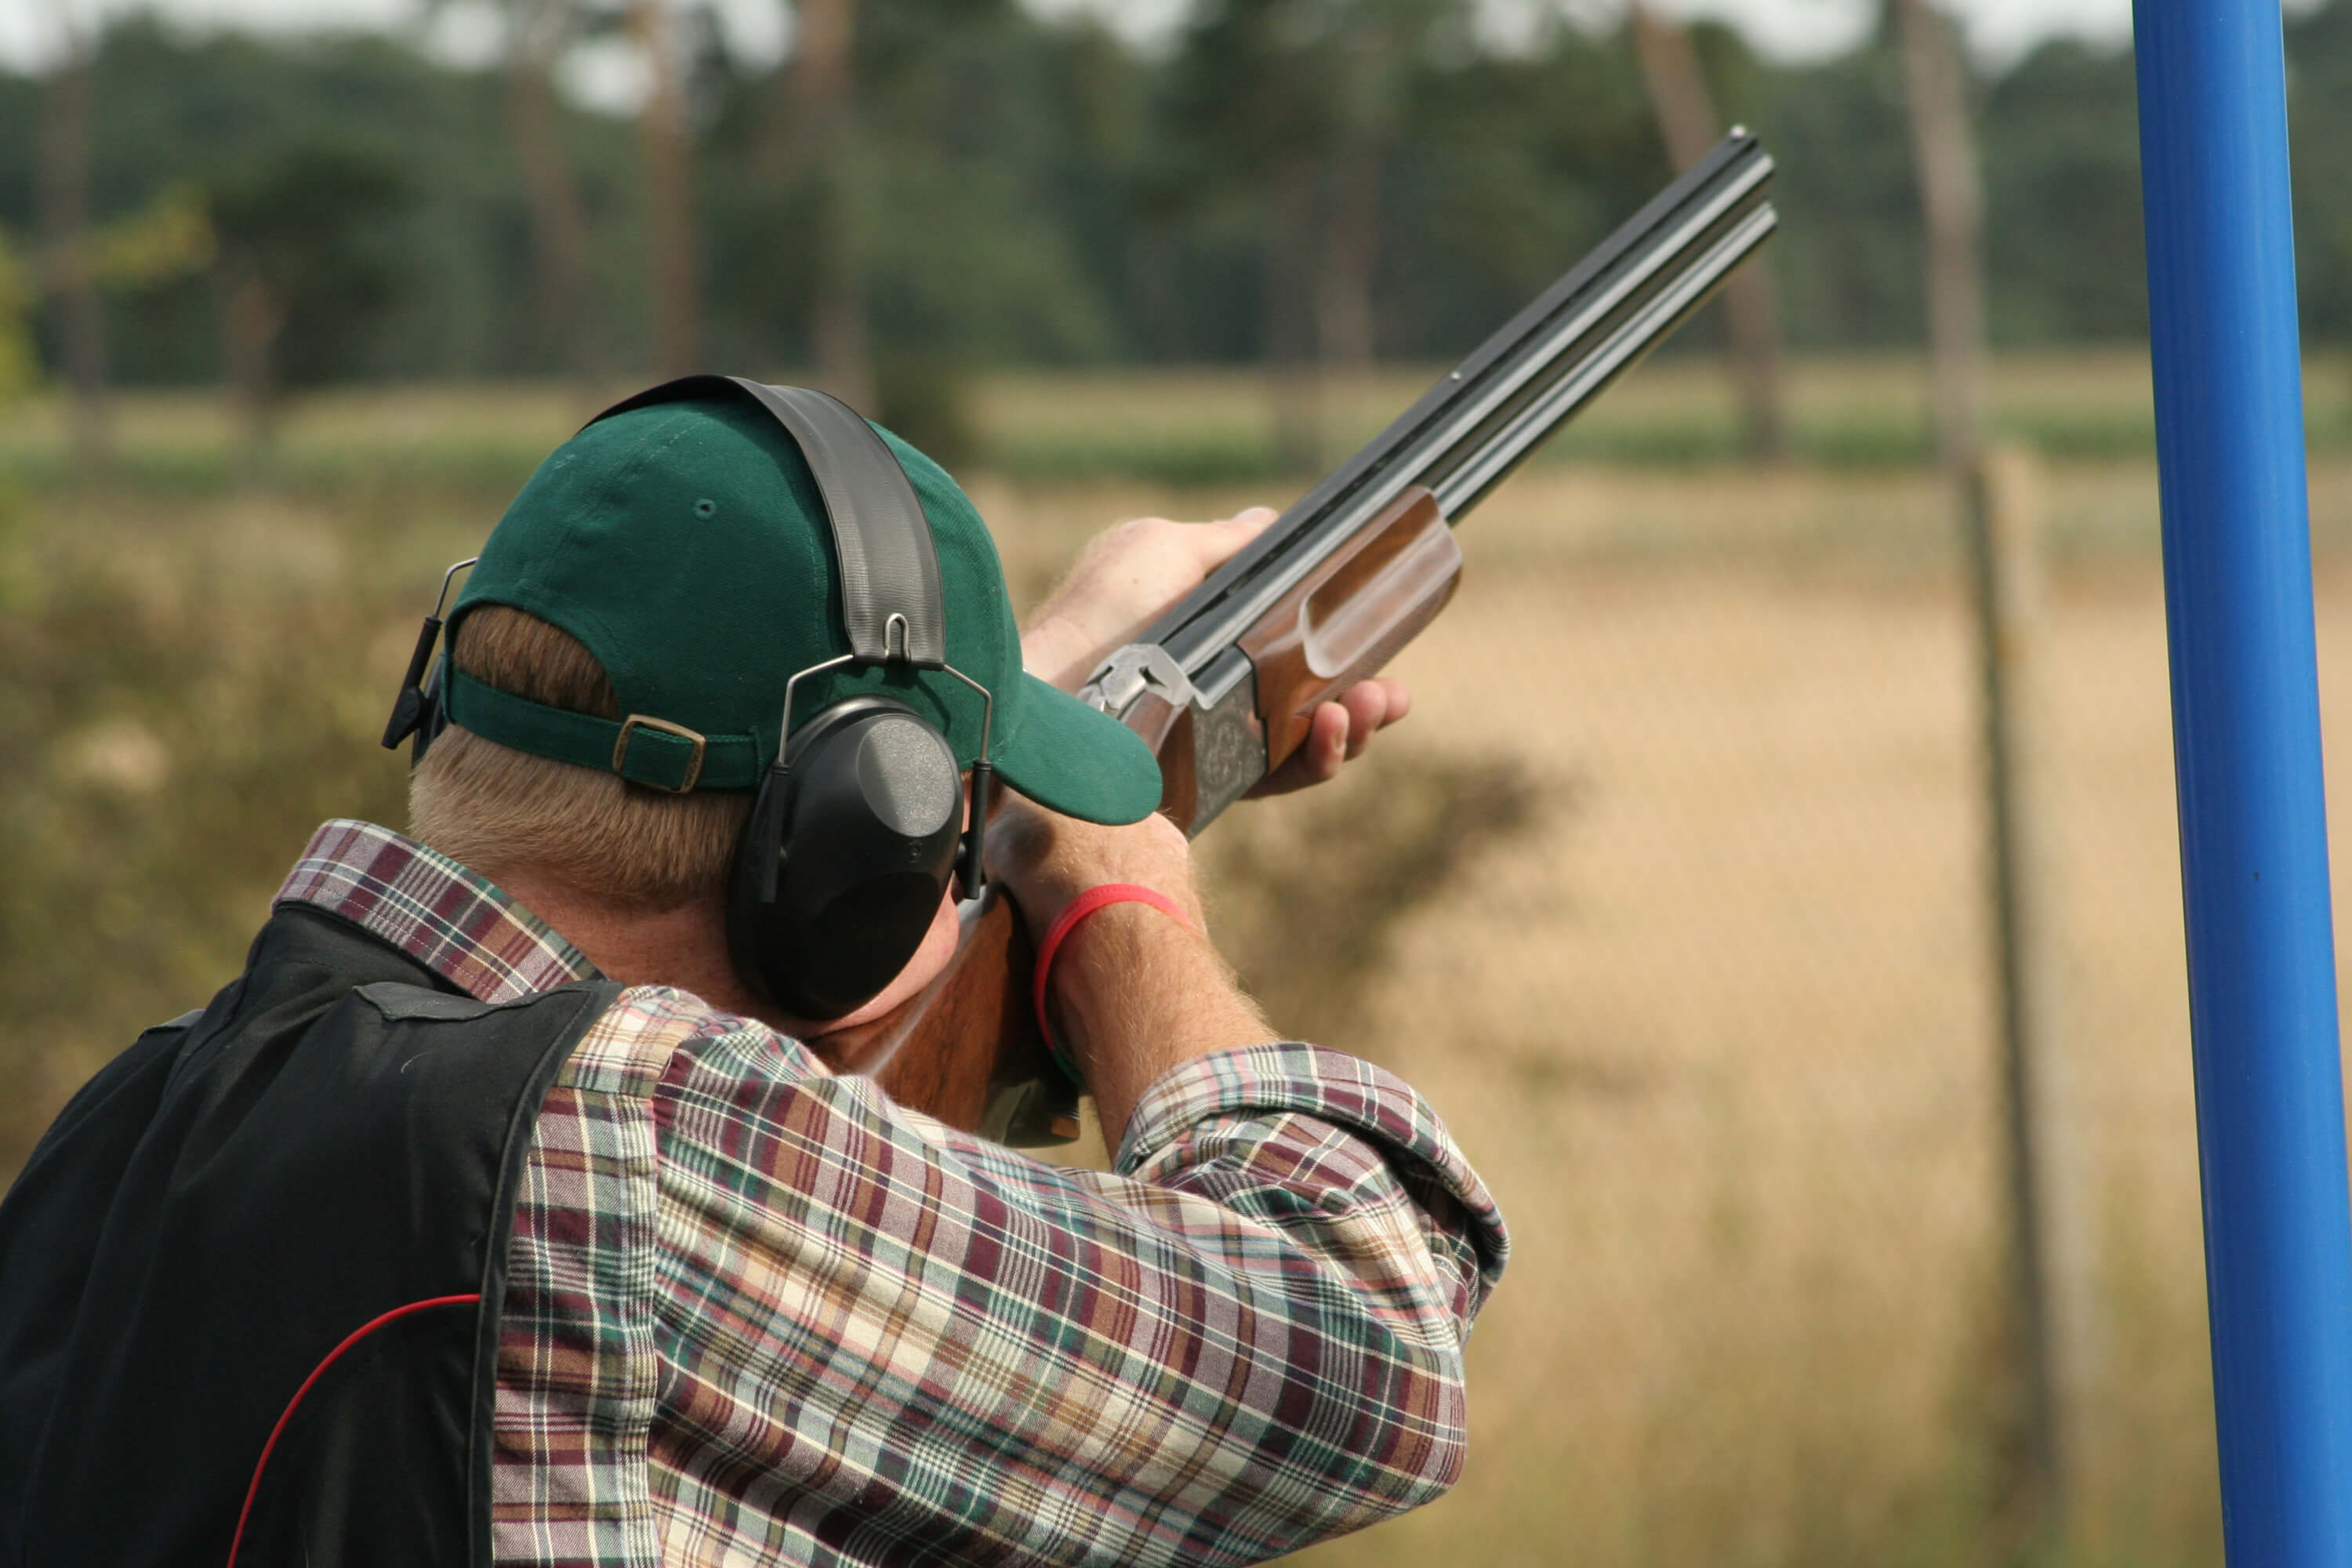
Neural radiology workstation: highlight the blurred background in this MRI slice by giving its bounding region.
[9,0,2352,1561]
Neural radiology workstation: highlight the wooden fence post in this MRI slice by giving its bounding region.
[1970,441,2092,1538]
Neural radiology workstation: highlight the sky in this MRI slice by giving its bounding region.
[0,0,2147,98]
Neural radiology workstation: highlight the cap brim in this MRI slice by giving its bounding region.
[991,673,1167,826]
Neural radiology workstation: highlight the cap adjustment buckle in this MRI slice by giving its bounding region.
[612,714,708,793]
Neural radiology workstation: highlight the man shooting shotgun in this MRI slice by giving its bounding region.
[837,129,1778,1145]
[0,133,1770,1566]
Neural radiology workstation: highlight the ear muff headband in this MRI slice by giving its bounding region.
[588,376,948,669]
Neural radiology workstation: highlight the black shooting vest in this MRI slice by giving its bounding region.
[0,902,619,1567]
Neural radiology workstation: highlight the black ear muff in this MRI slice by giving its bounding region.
[410,651,452,765]
[727,696,964,1020]
[956,757,993,899]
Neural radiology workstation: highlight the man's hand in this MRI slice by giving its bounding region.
[987,785,1271,1138]
[1021,510,1412,796]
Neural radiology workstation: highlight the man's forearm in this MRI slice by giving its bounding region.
[1049,906,1272,1138]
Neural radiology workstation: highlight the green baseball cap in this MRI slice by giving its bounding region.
[441,390,1163,825]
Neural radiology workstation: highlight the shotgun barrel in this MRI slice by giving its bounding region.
[1077,129,1777,832]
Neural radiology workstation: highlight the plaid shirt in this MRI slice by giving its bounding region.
[277,821,1509,1567]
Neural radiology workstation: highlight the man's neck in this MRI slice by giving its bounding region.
[477,863,960,1044]
[485,866,786,1029]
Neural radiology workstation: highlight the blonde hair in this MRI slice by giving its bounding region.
[408,605,750,909]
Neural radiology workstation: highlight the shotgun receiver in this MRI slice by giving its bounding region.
[818,129,1777,1143]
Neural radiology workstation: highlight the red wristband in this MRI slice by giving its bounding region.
[1031,883,1194,1085]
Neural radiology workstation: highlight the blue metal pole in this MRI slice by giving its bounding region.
[2133,2,2352,1561]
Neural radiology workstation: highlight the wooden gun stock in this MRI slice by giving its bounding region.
[812,887,1083,1145]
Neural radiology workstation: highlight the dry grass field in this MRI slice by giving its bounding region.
[988,459,2233,1567]
[11,356,2350,1564]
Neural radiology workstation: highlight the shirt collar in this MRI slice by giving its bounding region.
[274,819,597,1003]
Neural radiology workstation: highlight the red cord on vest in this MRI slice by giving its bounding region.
[1031,883,1193,1084]
[225,1292,481,1567]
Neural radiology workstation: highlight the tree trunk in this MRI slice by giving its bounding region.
[1896,0,1986,476]
[809,191,874,415]
[630,0,698,379]
[1629,4,1715,169]
[38,34,107,468]
[1316,135,1379,376]
[504,0,604,398]
[219,253,285,477]
[761,0,849,179]
[1266,160,1323,477]
[1315,9,1396,379]
[1628,3,1786,462]
[783,0,873,412]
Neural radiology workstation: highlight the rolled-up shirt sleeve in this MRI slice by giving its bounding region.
[1116,1042,1506,1338]
[648,1021,1510,1567]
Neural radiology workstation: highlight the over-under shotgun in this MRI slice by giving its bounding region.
[820,130,1778,1143]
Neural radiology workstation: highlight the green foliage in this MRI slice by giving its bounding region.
[1403,19,1670,347]
[701,0,1124,370]
[1747,42,1925,348]
[2289,0,2352,341]
[1982,43,2147,343]
[209,143,416,390]
[89,183,217,292]
[15,0,2352,388]
[0,230,37,401]
[0,16,637,383]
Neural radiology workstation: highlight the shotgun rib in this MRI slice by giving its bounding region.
[1078,129,1778,831]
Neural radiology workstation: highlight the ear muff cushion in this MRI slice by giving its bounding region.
[727,699,963,1020]
[855,720,960,838]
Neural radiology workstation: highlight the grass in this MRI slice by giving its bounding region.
[0,357,2285,1566]
[16,347,2330,495]
[975,348,2352,479]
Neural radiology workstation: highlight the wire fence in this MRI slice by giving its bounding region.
[1156,453,2246,1567]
